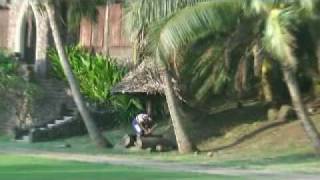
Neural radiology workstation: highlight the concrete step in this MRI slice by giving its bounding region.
[45,91,67,95]
[49,95,68,98]
[55,120,66,124]
[16,116,84,143]
[16,135,31,143]
[40,85,65,89]
[63,116,73,121]
[47,124,57,128]
[62,109,78,116]
[43,89,66,92]
[37,79,64,84]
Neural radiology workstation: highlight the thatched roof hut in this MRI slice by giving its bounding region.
[112,60,183,115]
[111,60,164,95]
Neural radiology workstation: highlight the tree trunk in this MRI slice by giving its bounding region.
[103,4,110,56]
[146,99,152,116]
[261,60,273,103]
[316,40,320,74]
[136,136,174,150]
[308,19,320,74]
[132,41,138,65]
[157,55,194,154]
[283,68,320,153]
[252,43,274,103]
[44,2,112,148]
[261,59,278,121]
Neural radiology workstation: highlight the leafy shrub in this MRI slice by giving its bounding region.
[0,51,40,134]
[48,46,143,124]
[0,51,38,94]
[0,52,17,74]
[0,51,25,92]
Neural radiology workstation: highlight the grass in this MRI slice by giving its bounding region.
[0,154,243,180]
[204,148,320,172]
[1,129,320,174]
[1,101,320,175]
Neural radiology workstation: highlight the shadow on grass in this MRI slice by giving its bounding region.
[192,102,268,143]
[205,120,290,152]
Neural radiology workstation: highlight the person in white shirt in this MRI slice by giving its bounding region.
[132,113,153,136]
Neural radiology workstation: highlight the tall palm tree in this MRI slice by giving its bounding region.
[265,7,320,152]
[31,0,113,148]
[145,0,320,153]
[157,50,194,153]
[124,0,206,153]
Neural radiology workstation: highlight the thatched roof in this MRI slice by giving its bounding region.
[111,60,164,95]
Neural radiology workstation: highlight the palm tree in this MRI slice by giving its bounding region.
[143,0,320,153]
[31,0,113,148]
[124,0,206,153]
[157,50,195,153]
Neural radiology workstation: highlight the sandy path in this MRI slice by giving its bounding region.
[1,150,319,180]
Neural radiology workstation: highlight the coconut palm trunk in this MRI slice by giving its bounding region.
[282,67,320,153]
[261,60,273,103]
[308,19,320,74]
[44,2,112,148]
[157,54,194,153]
[262,61,279,121]
[316,41,320,74]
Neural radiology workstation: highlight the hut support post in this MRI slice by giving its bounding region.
[146,99,152,116]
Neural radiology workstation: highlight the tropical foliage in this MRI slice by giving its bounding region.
[49,46,143,123]
[0,51,38,131]
[0,52,17,75]
[12,0,320,152]
[124,0,320,153]
[0,51,34,93]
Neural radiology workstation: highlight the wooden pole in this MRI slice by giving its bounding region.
[103,4,110,55]
[146,99,152,116]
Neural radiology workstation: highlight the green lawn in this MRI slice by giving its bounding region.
[0,154,243,180]
[1,111,320,176]
[1,131,320,173]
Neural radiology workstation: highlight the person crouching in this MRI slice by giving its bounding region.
[132,113,153,137]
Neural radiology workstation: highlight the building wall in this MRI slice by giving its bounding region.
[4,3,132,60]
[0,7,9,49]
[7,2,23,52]
[79,4,131,61]
[0,3,27,53]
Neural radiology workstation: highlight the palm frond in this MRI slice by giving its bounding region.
[299,0,316,13]
[124,0,207,41]
[247,0,273,14]
[264,7,298,69]
[153,0,242,58]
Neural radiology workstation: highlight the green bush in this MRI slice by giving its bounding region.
[0,50,39,95]
[0,51,17,75]
[0,51,25,92]
[48,46,143,124]
[0,51,39,134]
